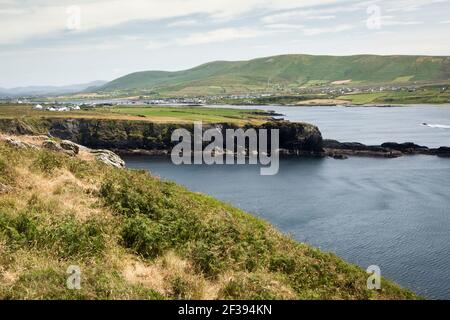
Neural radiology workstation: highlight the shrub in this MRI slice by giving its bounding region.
[169,276,191,300]
[219,273,294,300]
[50,217,106,258]
[0,157,14,185]
[0,212,39,247]
[269,254,297,274]
[0,209,105,258]
[121,215,165,258]
[99,176,164,219]
[66,158,94,179]
[33,151,62,174]
[189,241,224,278]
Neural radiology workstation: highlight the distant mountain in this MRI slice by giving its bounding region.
[98,54,450,96]
[0,80,108,97]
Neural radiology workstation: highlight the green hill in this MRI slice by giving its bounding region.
[98,54,450,96]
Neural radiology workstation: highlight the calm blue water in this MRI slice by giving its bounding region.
[123,106,450,299]
[214,104,450,147]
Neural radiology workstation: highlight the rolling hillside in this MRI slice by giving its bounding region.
[98,55,450,96]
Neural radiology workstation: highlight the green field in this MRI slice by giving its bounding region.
[112,106,271,124]
[0,105,272,124]
[338,87,450,105]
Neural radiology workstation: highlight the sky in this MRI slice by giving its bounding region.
[0,0,449,87]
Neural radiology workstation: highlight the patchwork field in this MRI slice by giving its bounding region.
[0,105,273,125]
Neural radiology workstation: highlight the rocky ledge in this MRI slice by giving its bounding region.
[324,140,450,159]
[0,118,325,157]
[1,118,450,160]
[2,136,125,168]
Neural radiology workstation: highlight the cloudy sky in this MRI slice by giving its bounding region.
[1,0,449,87]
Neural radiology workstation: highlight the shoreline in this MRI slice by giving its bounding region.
[208,102,450,108]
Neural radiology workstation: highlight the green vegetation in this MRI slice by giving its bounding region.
[0,105,272,125]
[0,138,419,299]
[97,54,450,96]
[338,87,450,105]
[111,106,270,124]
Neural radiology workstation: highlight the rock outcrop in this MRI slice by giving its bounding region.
[324,140,450,158]
[90,149,125,168]
[3,135,124,168]
[60,140,80,155]
[5,137,37,150]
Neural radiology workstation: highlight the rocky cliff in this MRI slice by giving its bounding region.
[0,118,325,156]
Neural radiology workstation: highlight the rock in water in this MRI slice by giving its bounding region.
[90,149,125,168]
[436,147,450,157]
[380,142,429,154]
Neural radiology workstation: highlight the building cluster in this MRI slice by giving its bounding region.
[33,104,81,112]
[145,97,206,105]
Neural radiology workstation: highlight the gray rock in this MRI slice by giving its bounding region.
[435,147,450,157]
[42,140,63,152]
[332,154,349,160]
[0,182,12,194]
[90,149,125,168]
[60,140,80,155]
[5,138,37,149]
[42,139,77,156]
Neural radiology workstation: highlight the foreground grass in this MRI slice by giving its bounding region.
[0,105,271,125]
[0,140,418,299]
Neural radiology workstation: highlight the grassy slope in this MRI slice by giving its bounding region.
[98,54,450,95]
[0,105,271,125]
[0,103,433,298]
[0,138,418,300]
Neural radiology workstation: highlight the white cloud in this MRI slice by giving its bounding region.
[382,20,424,26]
[145,41,170,50]
[302,24,355,35]
[0,0,340,44]
[385,0,448,12]
[265,23,305,29]
[377,15,424,26]
[176,27,266,45]
[167,19,199,28]
[306,15,336,20]
[261,5,359,24]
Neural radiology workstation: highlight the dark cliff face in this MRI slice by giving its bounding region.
[0,118,324,156]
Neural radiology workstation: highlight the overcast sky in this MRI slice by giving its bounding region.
[1,0,449,87]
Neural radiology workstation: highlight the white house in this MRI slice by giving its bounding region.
[33,104,43,110]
